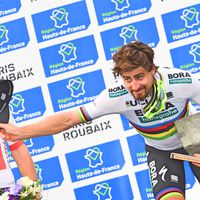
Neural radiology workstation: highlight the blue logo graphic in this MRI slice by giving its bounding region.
[170,41,200,74]
[48,70,106,112]
[9,87,46,123]
[40,35,98,77]
[0,18,29,54]
[8,136,54,162]
[75,175,134,199]
[32,1,90,43]
[120,114,133,131]
[127,134,147,165]
[93,0,151,25]
[135,169,155,200]
[190,100,200,112]
[65,140,125,182]
[12,157,64,191]
[101,17,159,60]
[162,4,200,43]
[0,0,21,18]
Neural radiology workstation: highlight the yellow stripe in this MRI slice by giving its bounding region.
[76,109,87,123]
[160,192,184,200]
[136,126,177,140]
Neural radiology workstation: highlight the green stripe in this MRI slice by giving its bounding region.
[76,109,87,123]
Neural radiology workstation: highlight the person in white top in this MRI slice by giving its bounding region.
[0,42,200,200]
[0,80,36,189]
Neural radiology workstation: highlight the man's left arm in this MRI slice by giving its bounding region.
[10,141,37,181]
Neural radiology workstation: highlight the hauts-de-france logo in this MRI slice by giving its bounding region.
[119,25,138,44]
[40,35,98,77]
[170,41,200,75]
[0,0,21,18]
[101,17,159,60]
[0,18,29,54]
[9,87,46,123]
[93,183,112,200]
[66,140,125,182]
[48,70,105,112]
[162,4,200,43]
[84,147,103,168]
[93,0,151,25]
[32,1,90,43]
[50,8,69,28]
[74,175,134,200]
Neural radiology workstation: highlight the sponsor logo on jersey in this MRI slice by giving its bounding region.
[168,72,192,84]
[108,85,128,97]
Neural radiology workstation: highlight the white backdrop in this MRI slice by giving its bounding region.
[0,0,200,199]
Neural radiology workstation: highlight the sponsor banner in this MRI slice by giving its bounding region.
[0,0,21,18]
[12,157,64,191]
[48,70,105,112]
[62,120,112,141]
[93,0,151,25]
[65,140,125,182]
[74,175,134,200]
[168,71,192,84]
[0,18,29,54]
[135,169,155,200]
[10,87,46,123]
[8,136,55,162]
[127,134,146,165]
[170,41,200,74]
[32,1,90,43]
[0,62,34,81]
[101,17,159,60]
[40,35,98,77]
[162,4,200,43]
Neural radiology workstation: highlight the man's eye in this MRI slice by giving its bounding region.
[123,77,131,82]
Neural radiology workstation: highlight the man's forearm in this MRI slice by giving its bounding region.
[12,143,37,181]
[19,110,82,139]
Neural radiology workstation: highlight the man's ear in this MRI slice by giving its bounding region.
[151,64,157,75]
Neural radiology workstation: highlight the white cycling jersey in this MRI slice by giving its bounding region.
[0,115,23,188]
[79,67,200,150]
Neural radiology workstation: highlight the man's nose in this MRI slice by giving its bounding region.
[129,80,141,91]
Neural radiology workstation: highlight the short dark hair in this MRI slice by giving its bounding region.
[112,41,155,76]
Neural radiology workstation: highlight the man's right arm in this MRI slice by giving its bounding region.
[0,109,83,141]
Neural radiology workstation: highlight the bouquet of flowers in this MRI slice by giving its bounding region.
[0,177,43,200]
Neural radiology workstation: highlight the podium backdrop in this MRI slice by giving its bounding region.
[0,0,199,199]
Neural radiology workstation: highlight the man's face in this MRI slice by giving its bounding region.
[121,66,156,100]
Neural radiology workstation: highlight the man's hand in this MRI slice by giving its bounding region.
[192,154,200,167]
[0,123,20,141]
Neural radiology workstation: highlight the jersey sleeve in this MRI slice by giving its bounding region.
[78,84,126,122]
[182,73,200,104]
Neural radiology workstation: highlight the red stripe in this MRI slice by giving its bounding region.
[9,141,24,151]
[0,146,6,169]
